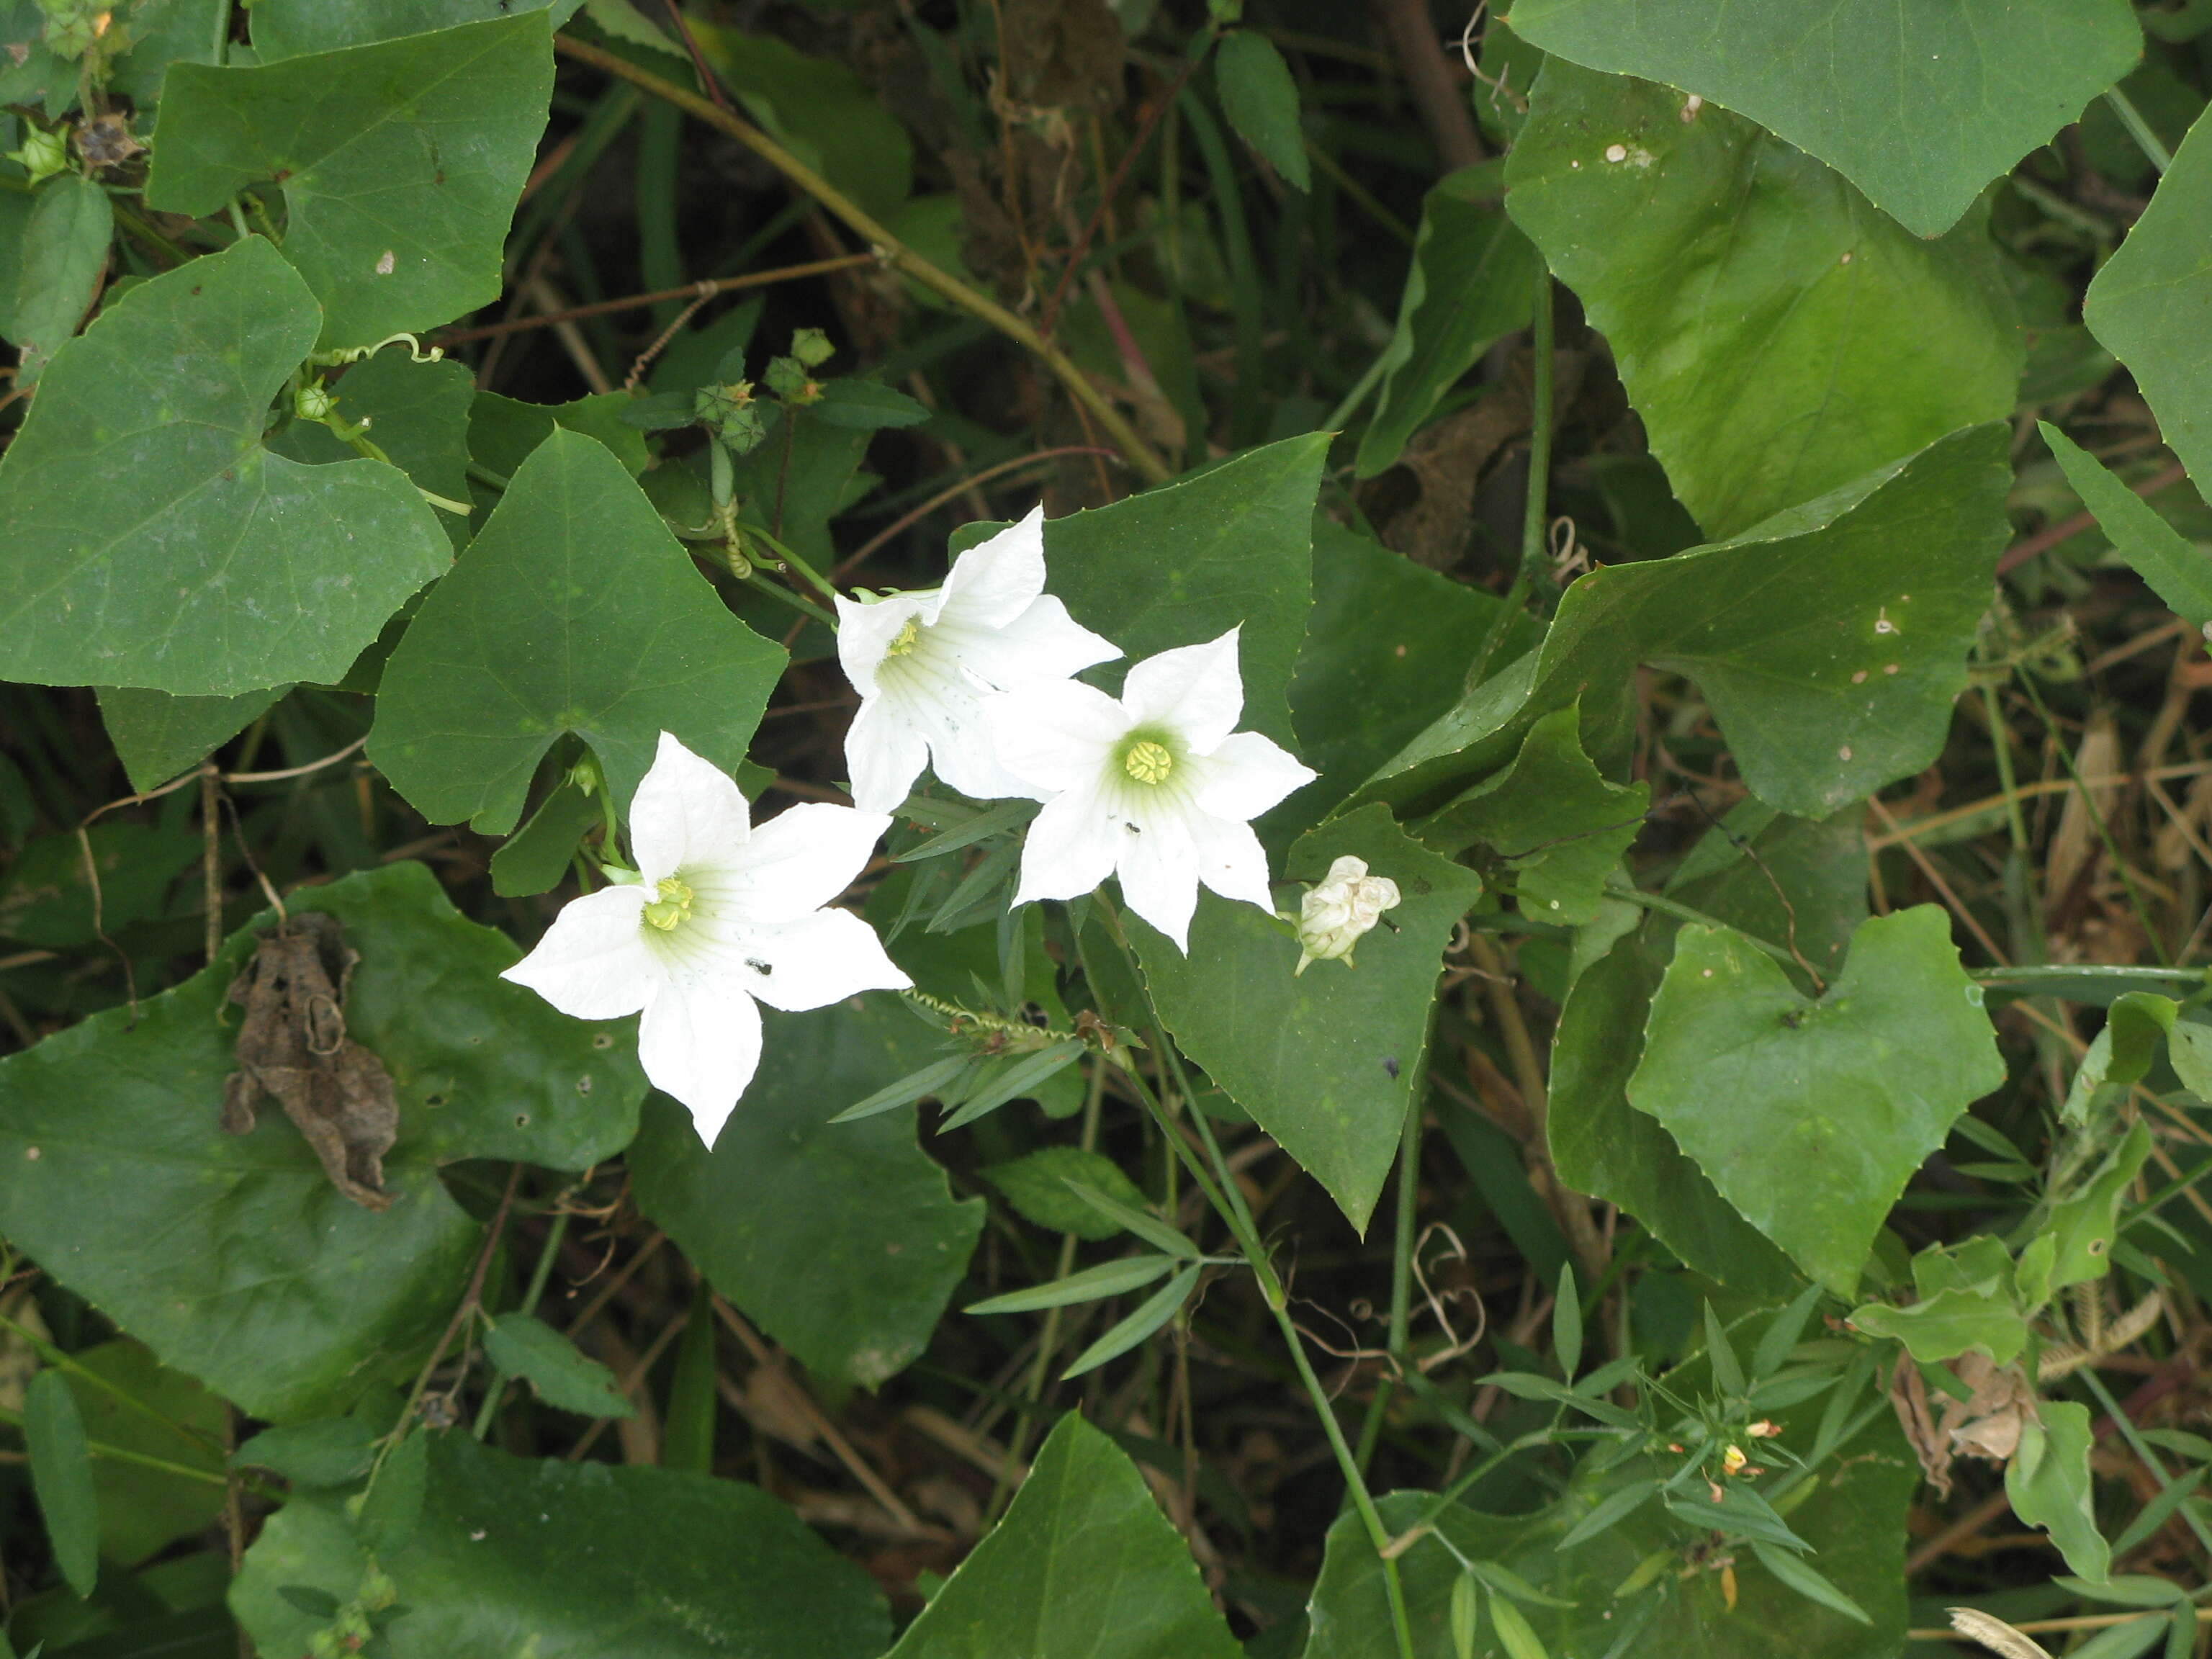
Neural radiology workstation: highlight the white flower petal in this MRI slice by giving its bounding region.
[1192,814,1277,914]
[629,732,750,884]
[745,907,913,1012]
[696,801,890,922]
[1015,783,1123,904]
[936,504,1047,631]
[988,680,1129,794]
[1194,730,1318,822]
[958,594,1120,691]
[1122,629,1245,752]
[638,983,763,1148]
[835,590,935,699]
[499,884,658,1018]
[844,696,932,814]
[1116,805,1202,950]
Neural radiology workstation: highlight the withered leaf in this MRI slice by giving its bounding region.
[220,912,397,1211]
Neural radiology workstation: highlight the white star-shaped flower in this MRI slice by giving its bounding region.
[986,629,1316,950]
[500,732,909,1146]
[834,505,1120,812]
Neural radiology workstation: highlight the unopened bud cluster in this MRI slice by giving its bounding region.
[1293,855,1401,975]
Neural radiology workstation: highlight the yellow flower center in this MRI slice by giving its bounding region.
[1123,739,1174,786]
[642,876,694,932]
[884,616,922,658]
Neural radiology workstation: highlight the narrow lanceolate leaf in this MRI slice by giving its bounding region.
[1506,0,2140,238]
[0,235,448,696]
[884,1416,1243,1659]
[148,13,555,347]
[2044,425,2212,635]
[25,1370,99,1598]
[369,428,787,835]
[1750,1541,1874,1625]
[1506,60,2020,540]
[2086,107,2212,494]
[1628,907,2005,1291]
[936,1041,1087,1132]
[1357,173,1544,477]
[829,1053,972,1123]
[966,1254,1176,1316]
[1061,1179,1200,1259]
[1061,1265,1200,1377]
[1215,31,1309,190]
[480,1313,633,1419]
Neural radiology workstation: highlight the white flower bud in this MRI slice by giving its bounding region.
[1294,855,1401,975]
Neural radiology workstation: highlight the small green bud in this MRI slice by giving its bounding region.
[763,356,820,405]
[9,125,68,186]
[788,326,833,369]
[691,381,765,452]
[294,379,338,423]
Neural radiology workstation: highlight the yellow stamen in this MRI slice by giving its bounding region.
[885,616,922,658]
[1123,739,1174,786]
[642,876,694,931]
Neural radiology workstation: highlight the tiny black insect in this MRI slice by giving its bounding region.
[747,958,773,976]
[1381,1056,1400,1079]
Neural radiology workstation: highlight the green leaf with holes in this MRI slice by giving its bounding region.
[1135,804,1485,1231]
[2008,1401,2110,1583]
[1354,423,2013,822]
[1505,60,2020,539]
[629,997,983,1388]
[369,428,787,835]
[147,13,554,347]
[0,863,643,1421]
[1506,0,2140,239]
[885,1414,1242,1659]
[1628,907,2004,1291]
[0,235,447,696]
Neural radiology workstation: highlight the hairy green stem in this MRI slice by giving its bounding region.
[2104,86,2173,174]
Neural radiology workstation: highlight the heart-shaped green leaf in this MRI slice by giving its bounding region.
[148,13,554,347]
[1506,60,2020,539]
[0,235,447,695]
[1627,907,2003,1290]
[369,427,787,834]
[0,863,644,1420]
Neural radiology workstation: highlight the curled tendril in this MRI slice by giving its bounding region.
[307,332,446,369]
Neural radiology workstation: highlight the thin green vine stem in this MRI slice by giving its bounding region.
[471,1204,575,1439]
[0,1399,229,1486]
[549,35,1172,485]
[1090,899,1418,1659]
[2104,86,2174,174]
[1465,268,1557,688]
[1354,1093,1424,1475]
